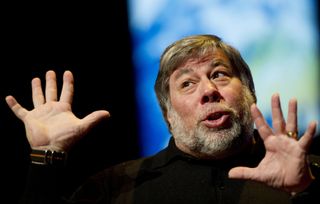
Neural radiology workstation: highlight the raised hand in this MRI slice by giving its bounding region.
[5,70,110,152]
[228,93,317,193]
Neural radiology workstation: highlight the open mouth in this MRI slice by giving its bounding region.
[207,112,224,120]
[202,111,231,128]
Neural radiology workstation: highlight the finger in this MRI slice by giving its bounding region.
[5,95,29,120]
[285,98,298,134]
[32,77,45,107]
[251,103,273,140]
[271,93,286,134]
[81,110,111,134]
[299,121,317,151]
[45,70,58,101]
[60,70,74,104]
[228,166,256,180]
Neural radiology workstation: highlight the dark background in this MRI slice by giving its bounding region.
[0,1,140,202]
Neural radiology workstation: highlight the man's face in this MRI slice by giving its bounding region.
[167,49,254,159]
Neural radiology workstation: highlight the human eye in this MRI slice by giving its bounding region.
[180,80,193,88]
[211,71,229,79]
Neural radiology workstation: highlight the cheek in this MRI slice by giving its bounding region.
[221,83,244,107]
[171,96,195,117]
[168,77,199,119]
[169,94,198,128]
[225,89,242,105]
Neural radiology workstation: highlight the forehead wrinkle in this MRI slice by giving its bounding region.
[172,56,210,80]
[210,59,230,68]
[172,48,235,81]
[173,67,194,80]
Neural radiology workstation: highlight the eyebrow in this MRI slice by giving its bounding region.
[173,67,194,80]
[210,60,230,69]
[173,59,231,80]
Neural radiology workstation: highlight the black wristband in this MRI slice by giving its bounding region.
[30,149,67,166]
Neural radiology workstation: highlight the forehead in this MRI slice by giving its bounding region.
[171,49,232,76]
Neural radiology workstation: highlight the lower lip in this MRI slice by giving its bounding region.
[202,114,230,128]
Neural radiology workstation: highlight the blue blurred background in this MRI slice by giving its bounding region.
[127,0,320,156]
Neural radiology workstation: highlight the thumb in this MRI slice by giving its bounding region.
[81,110,111,133]
[228,166,256,180]
[5,95,28,120]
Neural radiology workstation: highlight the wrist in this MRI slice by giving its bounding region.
[30,149,67,166]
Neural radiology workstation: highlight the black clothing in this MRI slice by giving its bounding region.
[20,133,320,204]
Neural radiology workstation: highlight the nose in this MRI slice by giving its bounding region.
[200,79,221,104]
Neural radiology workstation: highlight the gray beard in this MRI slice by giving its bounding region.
[169,87,254,159]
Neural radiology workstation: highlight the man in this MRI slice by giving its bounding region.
[6,34,319,203]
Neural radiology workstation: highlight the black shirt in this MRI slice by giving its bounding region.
[21,133,320,204]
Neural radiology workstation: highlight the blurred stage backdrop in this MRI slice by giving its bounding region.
[127,0,320,156]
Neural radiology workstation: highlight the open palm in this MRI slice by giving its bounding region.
[229,94,317,193]
[6,70,110,151]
